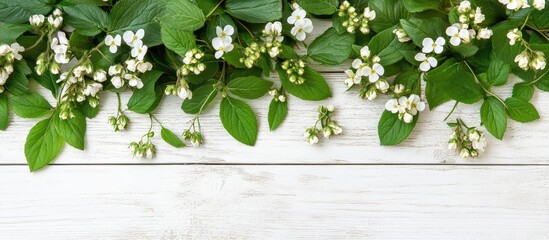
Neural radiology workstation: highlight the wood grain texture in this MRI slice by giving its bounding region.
[1,165,549,239]
[1,19,548,165]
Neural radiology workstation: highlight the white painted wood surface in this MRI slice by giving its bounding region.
[2,19,548,239]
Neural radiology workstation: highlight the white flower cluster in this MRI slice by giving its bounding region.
[268,88,287,102]
[261,21,284,58]
[212,25,235,59]
[281,59,306,84]
[105,29,148,61]
[183,130,204,147]
[304,105,343,145]
[345,46,389,100]
[165,79,192,100]
[414,37,445,72]
[498,0,543,10]
[507,28,547,71]
[108,58,152,89]
[337,1,376,34]
[129,132,156,159]
[51,31,72,65]
[384,94,425,123]
[0,43,25,93]
[393,28,411,42]
[448,121,487,159]
[287,3,313,41]
[180,48,206,76]
[29,9,63,30]
[446,1,492,46]
[109,114,129,132]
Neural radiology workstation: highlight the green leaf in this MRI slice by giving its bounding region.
[368,0,409,32]
[268,99,288,131]
[226,76,273,99]
[54,110,86,150]
[400,17,446,47]
[10,93,52,118]
[0,0,52,24]
[182,84,218,114]
[186,55,219,85]
[491,20,523,65]
[378,110,417,146]
[402,0,440,12]
[277,65,331,101]
[308,28,355,66]
[296,0,338,15]
[79,100,99,119]
[368,26,414,66]
[127,71,164,114]
[424,59,483,104]
[220,96,258,146]
[63,4,109,36]
[504,97,540,123]
[393,70,420,95]
[109,0,165,46]
[160,0,205,32]
[222,49,247,68]
[486,55,510,86]
[196,0,224,16]
[527,4,549,30]
[0,22,30,43]
[25,117,64,172]
[480,97,507,140]
[512,82,534,101]
[425,81,450,110]
[4,71,29,96]
[0,93,8,130]
[31,73,58,96]
[161,127,186,148]
[160,28,196,57]
[225,0,282,23]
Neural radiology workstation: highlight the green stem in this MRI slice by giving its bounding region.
[444,101,459,122]
[527,25,549,42]
[463,61,506,108]
[25,33,46,51]
[205,0,225,19]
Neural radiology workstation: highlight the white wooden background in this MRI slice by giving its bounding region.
[2,20,549,239]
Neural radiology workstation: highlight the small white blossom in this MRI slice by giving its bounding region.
[83,82,103,97]
[533,0,545,9]
[531,51,546,70]
[287,8,306,25]
[507,28,521,45]
[29,14,45,27]
[473,7,485,24]
[105,34,121,53]
[93,70,107,82]
[458,1,471,12]
[344,69,361,86]
[290,18,313,41]
[477,28,493,39]
[459,148,470,158]
[111,76,124,88]
[499,0,530,10]
[216,25,234,43]
[422,37,445,54]
[446,24,470,46]
[212,37,234,59]
[363,63,384,82]
[360,46,371,59]
[415,53,438,72]
[178,85,192,100]
[125,74,143,89]
[9,43,25,60]
[263,21,284,42]
[363,7,376,20]
[514,51,530,70]
[123,29,145,47]
[131,41,148,61]
[393,28,411,42]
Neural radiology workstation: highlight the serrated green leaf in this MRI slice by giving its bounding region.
[220,96,258,146]
[268,99,288,131]
[308,28,354,66]
[0,0,52,24]
[0,22,30,43]
[10,93,52,118]
[182,84,218,114]
[378,110,417,145]
[54,110,86,150]
[277,65,331,101]
[296,0,338,15]
[161,28,196,57]
[368,0,409,32]
[127,71,164,114]
[226,76,273,99]
[481,97,507,140]
[225,0,282,23]
[402,0,440,12]
[486,55,510,86]
[4,71,29,96]
[512,82,534,101]
[63,4,109,36]
[160,0,205,31]
[425,59,483,104]
[400,17,446,47]
[25,117,64,172]
[109,0,165,46]
[161,127,186,148]
[505,97,540,123]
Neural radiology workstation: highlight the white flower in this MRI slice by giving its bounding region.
[136,61,153,73]
[93,70,107,82]
[287,9,306,25]
[448,140,457,150]
[125,74,143,89]
[47,15,63,28]
[514,51,530,70]
[499,0,530,10]
[458,0,471,12]
[470,132,487,151]
[405,94,426,115]
[131,41,148,61]
[269,47,280,58]
[212,37,234,59]
[394,84,404,94]
[344,69,361,86]
[264,21,284,42]
[363,7,376,20]
[123,29,144,47]
[422,37,445,54]
[111,76,124,88]
[446,24,470,46]
[393,28,411,42]
[531,52,546,70]
[216,25,234,43]
[0,70,9,85]
[9,43,25,60]
[473,7,485,24]
[83,82,103,96]
[178,86,192,100]
[415,53,438,72]
[533,0,545,9]
[53,9,63,17]
[29,14,45,27]
[360,46,370,59]
[375,79,389,92]
[278,95,286,102]
[507,28,521,45]
[108,65,123,76]
[477,28,493,39]
[402,112,414,123]
[363,63,384,82]
[105,34,121,53]
[459,148,470,158]
[291,18,313,41]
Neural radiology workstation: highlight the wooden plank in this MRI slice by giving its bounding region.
[1,165,548,239]
[1,19,548,165]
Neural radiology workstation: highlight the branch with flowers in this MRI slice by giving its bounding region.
[0,0,547,171]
